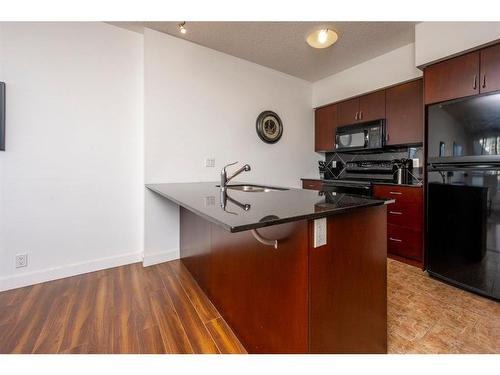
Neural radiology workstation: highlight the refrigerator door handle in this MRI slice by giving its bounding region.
[429,163,500,171]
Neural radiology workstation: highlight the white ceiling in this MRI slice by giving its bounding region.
[110,22,417,82]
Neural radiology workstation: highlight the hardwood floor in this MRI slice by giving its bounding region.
[0,258,498,354]
[0,261,246,354]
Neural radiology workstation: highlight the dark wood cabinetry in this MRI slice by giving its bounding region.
[337,90,386,126]
[180,204,388,353]
[424,51,480,105]
[316,80,422,151]
[386,79,423,145]
[302,179,323,190]
[309,206,387,353]
[424,43,500,104]
[480,43,500,94]
[337,97,360,126]
[373,185,424,268]
[314,104,337,152]
[314,77,426,152]
[359,90,386,123]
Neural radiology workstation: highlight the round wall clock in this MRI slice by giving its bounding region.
[255,111,283,144]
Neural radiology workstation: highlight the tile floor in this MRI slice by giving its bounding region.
[387,259,500,353]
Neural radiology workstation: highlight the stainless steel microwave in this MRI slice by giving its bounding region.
[335,119,385,152]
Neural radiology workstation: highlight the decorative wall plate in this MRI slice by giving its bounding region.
[256,111,283,144]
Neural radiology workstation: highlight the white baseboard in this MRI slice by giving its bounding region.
[142,248,179,267]
[0,251,143,292]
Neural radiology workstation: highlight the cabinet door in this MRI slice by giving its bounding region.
[385,79,423,145]
[388,224,423,261]
[314,104,337,152]
[480,43,500,94]
[337,97,359,126]
[358,90,386,122]
[424,51,480,104]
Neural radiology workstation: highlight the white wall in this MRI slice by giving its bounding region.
[312,43,422,108]
[143,28,317,263]
[0,23,144,291]
[415,22,500,67]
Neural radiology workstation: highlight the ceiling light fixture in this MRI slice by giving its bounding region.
[178,22,187,34]
[306,28,338,49]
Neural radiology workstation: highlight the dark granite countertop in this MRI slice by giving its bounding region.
[301,177,423,188]
[146,182,388,233]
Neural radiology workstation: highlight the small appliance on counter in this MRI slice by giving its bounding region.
[392,158,413,185]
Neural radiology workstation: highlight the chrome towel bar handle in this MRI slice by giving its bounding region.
[251,229,278,249]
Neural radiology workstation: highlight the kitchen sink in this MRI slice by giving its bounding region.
[219,184,289,192]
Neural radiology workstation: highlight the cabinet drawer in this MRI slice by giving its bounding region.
[373,185,422,205]
[386,202,423,230]
[387,224,422,261]
[302,179,323,191]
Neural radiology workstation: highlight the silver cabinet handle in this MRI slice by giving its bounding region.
[483,75,487,88]
[389,237,402,242]
[251,229,278,249]
[473,74,477,89]
[355,111,359,120]
[389,191,402,195]
[389,211,403,215]
[359,111,363,120]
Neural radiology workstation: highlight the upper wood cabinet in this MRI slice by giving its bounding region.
[337,97,360,126]
[386,79,423,146]
[337,90,386,126]
[314,104,337,152]
[424,42,500,104]
[358,90,386,123]
[424,51,480,105]
[424,51,480,104]
[480,43,500,94]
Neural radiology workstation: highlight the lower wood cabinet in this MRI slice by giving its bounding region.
[387,224,423,261]
[302,179,323,190]
[180,205,388,353]
[373,185,424,268]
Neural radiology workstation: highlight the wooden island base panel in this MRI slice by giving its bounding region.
[179,205,387,354]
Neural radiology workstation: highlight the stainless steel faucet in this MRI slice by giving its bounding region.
[220,161,251,190]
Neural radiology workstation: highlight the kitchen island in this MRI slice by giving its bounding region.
[146,182,388,354]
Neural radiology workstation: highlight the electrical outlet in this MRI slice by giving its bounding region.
[204,196,215,207]
[205,158,215,167]
[412,158,420,168]
[313,218,327,248]
[15,253,28,268]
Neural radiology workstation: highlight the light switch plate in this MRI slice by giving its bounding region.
[313,218,327,248]
[205,158,215,167]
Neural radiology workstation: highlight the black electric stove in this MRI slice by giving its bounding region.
[322,160,397,196]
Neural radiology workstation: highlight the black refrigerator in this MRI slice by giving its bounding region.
[427,92,500,301]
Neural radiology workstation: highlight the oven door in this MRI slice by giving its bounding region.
[323,181,372,197]
[336,129,368,151]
